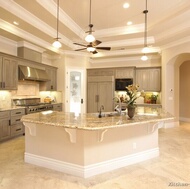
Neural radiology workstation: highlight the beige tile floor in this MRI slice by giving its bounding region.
[0,122,190,189]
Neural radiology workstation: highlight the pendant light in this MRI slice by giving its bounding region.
[52,0,62,48]
[141,0,148,61]
[85,0,95,43]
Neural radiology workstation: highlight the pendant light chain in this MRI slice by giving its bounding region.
[56,0,59,39]
[143,0,148,48]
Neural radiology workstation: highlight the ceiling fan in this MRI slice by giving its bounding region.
[74,0,111,54]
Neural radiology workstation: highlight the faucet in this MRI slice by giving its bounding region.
[98,105,104,118]
[113,97,122,115]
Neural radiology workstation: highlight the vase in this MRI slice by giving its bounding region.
[127,106,136,119]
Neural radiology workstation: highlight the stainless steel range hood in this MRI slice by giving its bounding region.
[18,65,50,81]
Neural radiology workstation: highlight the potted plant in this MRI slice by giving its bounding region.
[126,84,144,118]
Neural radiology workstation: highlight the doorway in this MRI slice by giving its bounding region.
[65,68,86,114]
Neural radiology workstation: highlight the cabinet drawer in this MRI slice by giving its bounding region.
[53,104,62,111]
[10,115,23,125]
[11,124,23,136]
[0,111,10,119]
[11,108,25,116]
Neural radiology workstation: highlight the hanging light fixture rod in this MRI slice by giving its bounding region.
[143,0,148,48]
[85,0,95,43]
[141,0,148,61]
[52,0,62,48]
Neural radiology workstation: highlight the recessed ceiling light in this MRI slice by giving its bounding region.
[13,21,19,25]
[127,21,133,25]
[123,3,130,9]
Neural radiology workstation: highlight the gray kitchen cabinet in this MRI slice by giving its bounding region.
[53,103,62,111]
[87,76,114,113]
[136,67,161,91]
[0,111,11,141]
[87,68,115,76]
[115,67,135,79]
[0,56,18,90]
[10,108,25,137]
[40,67,57,91]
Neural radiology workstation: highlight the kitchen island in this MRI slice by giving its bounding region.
[21,107,173,178]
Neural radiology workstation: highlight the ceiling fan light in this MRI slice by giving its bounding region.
[52,40,62,48]
[85,34,95,43]
[87,46,95,52]
[141,54,148,61]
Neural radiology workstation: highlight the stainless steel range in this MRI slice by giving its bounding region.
[13,98,53,114]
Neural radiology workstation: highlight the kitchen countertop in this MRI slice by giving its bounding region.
[21,107,174,130]
[0,106,26,112]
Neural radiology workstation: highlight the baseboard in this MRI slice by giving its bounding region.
[179,117,190,123]
[25,148,159,178]
[164,121,179,128]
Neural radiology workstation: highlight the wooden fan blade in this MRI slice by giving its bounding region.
[73,43,87,47]
[96,47,111,50]
[92,40,102,46]
[92,50,98,54]
[75,48,87,51]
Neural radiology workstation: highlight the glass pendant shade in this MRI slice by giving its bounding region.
[141,54,148,61]
[85,34,95,43]
[87,46,95,52]
[142,46,149,53]
[52,40,62,48]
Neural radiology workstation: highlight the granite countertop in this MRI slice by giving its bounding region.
[0,106,26,112]
[21,107,174,130]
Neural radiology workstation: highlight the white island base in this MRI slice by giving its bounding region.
[24,121,161,178]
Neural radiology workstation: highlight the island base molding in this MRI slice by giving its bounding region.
[25,148,159,178]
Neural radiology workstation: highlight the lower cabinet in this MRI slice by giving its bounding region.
[53,103,62,111]
[0,108,25,142]
[87,76,114,113]
[0,111,11,141]
[10,108,25,137]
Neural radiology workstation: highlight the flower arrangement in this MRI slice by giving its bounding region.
[126,84,144,108]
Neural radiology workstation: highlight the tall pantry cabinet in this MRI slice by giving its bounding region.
[87,75,114,113]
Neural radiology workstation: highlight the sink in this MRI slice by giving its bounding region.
[92,111,126,118]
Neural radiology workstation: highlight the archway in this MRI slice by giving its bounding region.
[162,53,190,127]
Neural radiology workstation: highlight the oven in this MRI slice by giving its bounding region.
[13,98,53,114]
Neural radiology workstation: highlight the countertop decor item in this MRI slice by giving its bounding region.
[126,84,144,118]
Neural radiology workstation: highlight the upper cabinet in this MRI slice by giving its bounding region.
[0,56,18,90]
[40,66,57,91]
[136,67,161,91]
[115,67,135,79]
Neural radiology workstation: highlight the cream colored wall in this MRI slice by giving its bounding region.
[54,54,88,112]
[161,41,190,126]
[179,61,190,121]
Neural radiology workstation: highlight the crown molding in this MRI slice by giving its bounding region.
[36,0,85,40]
[17,41,45,53]
[0,35,17,47]
[94,24,144,38]
[0,0,74,49]
[89,54,161,64]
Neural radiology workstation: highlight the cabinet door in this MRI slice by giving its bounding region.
[47,68,57,90]
[136,69,149,91]
[2,57,18,90]
[87,82,98,113]
[149,69,161,91]
[0,120,11,141]
[136,68,161,91]
[98,82,114,112]
[40,67,57,91]
[115,68,135,78]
